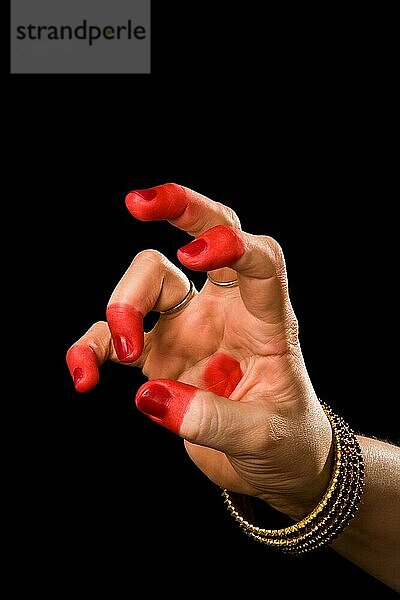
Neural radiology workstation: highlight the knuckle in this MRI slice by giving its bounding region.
[91,320,108,329]
[256,234,273,252]
[187,212,208,236]
[217,202,241,228]
[133,248,164,267]
[190,400,216,442]
[85,321,111,355]
[263,236,286,279]
[266,236,285,265]
[67,322,111,366]
[89,327,110,351]
[162,182,186,198]
[163,182,181,192]
[184,396,223,445]
[253,235,286,278]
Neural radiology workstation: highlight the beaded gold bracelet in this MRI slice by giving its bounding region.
[221,403,365,555]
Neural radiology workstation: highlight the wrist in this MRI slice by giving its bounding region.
[285,439,335,520]
[259,402,334,521]
[222,403,365,556]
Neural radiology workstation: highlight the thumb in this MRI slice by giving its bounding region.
[135,379,248,454]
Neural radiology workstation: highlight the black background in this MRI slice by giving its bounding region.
[10,3,398,596]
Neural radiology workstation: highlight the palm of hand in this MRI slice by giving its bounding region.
[142,285,305,501]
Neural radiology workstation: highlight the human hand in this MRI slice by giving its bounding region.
[66,184,333,520]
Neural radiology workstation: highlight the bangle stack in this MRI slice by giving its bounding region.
[221,403,365,555]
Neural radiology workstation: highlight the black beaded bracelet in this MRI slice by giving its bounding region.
[221,403,365,555]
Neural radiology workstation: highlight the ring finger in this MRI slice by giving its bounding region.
[66,250,195,391]
[106,249,194,363]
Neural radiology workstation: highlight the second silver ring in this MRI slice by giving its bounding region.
[207,273,239,288]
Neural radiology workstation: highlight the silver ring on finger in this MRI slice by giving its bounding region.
[207,272,239,288]
[159,280,196,315]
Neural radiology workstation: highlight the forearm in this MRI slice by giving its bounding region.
[331,437,400,591]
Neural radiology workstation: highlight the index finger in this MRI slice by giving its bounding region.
[125,184,288,321]
[125,183,241,237]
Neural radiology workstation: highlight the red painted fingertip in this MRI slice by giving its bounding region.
[178,238,208,257]
[177,225,245,271]
[112,335,134,361]
[132,188,157,201]
[125,183,188,222]
[135,379,196,435]
[136,383,171,419]
[106,303,143,363]
[66,345,99,393]
[73,368,83,386]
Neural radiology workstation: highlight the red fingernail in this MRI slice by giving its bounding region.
[66,345,99,393]
[136,384,171,419]
[178,225,245,271]
[113,335,134,360]
[130,188,157,201]
[179,238,207,257]
[73,367,83,386]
